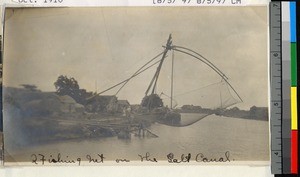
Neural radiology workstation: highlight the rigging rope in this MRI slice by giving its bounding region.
[172,48,243,103]
[173,81,223,97]
[88,54,164,99]
[173,46,228,80]
[115,51,164,95]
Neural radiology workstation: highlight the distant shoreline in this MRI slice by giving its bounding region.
[178,105,268,121]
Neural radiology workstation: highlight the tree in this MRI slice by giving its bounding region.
[249,106,257,118]
[141,94,163,110]
[54,75,86,104]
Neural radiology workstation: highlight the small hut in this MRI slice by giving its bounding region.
[58,95,84,113]
[86,95,118,113]
[117,100,130,113]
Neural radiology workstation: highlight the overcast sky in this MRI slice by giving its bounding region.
[3,6,268,109]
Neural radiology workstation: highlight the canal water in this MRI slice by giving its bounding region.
[5,113,269,164]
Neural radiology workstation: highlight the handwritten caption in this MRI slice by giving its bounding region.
[31,151,233,165]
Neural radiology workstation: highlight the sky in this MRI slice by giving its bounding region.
[3,6,268,109]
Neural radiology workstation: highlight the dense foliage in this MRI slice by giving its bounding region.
[141,94,163,110]
[54,75,92,105]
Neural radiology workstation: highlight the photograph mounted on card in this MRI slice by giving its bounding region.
[2,6,269,165]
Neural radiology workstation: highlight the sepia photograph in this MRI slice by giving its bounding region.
[3,6,268,165]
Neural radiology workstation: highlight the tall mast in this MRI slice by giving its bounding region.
[170,49,174,109]
[145,34,173,96]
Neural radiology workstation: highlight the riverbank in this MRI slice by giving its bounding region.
[6,107,268,146]
[20,112,155,145]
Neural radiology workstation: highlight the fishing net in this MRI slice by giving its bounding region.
[95,39,242,127]
[159,79,242,127]
[131,43,243,126]
[125,42,243,127]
